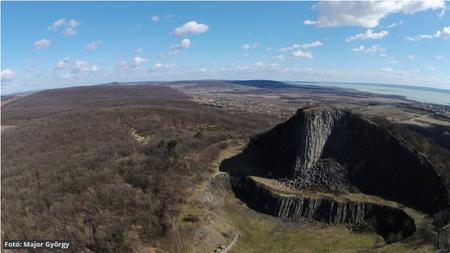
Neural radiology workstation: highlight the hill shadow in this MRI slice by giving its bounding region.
[219,139,269,177]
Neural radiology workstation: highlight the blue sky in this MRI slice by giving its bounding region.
[1,1,450,94]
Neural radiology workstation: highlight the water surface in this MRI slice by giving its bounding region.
[290,82,450,106]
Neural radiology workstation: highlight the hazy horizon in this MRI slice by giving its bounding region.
[3,78,450,96]
[2,1,450,94]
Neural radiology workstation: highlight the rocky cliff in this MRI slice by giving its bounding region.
[294,108,343,175]
[231,176,416,243]
[248,106,448,214]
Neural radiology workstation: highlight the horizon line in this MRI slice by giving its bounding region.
[3,78,450,97]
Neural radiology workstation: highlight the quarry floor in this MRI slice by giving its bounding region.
[159,139,437,253]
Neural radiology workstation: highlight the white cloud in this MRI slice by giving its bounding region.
[153,63,174,69]
[117,60,130,71]
[116,56,148,72]
[1,69,16,81]
[346,29,388,42]
[438,7,447,18]
[291,50,313,59]
[54,58,99,83]
[274,42,322,60]
[384,20,403,29]
[352,45,386,54]
[49,18,81,37]
[48,18,66,30]
[436,54,446,61]
[304,1,445,28]
[435,26,450,38]
[381,67,408,76]
[303,20,317,25]
[364,45,386,54]
[302,41,324,49]
[63,27,77,36]
[56,57,71,69]
[72,60,98,73]
[59,73,73,81]
[152,15,160,22]
[133,56,148,66]
[407,34,434,42]
[380,67,421,78]
[280,45,296,52]
[164,39,192,58]
[253,62,280,68]
[273,55,285,61]
[66,19,81,28]
[84,40,102,51]
[352,46,365,53]
[408,54,416,60]
[172,39,191,49]
[55,58,99,74]
[63,19,81,36]
[33,39,51,50]
[168,50,181,57]
[148,63,175,75]
[280,41,323,52]
[173,21,209,36]
[242,43,260,50]
[11,62,449,92]
[160,50,181,59]
[225,62,281,73]
[181,39,191,48]
[407,26,450,41]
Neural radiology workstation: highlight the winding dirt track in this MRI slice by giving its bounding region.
[219,233,239,253]
[213,142,244,253]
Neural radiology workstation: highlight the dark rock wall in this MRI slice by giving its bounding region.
[249,107,448,214]
[324,114,449,214]
[230,175,416,243]
[250,114,302,178]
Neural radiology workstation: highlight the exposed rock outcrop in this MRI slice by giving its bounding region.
[231,175,416,243]
[219,106,449,244]
[247,107,448,214]
[294,108,343,175]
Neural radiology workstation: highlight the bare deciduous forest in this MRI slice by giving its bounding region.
[1,85,278,252]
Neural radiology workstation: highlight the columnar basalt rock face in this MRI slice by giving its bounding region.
[294,108,343,175]
[250,106,448,214]
[230,176,416,243]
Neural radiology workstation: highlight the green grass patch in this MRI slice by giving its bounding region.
[223,195,435,253]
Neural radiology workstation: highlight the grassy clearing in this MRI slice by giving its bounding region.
[222,192,435,253]
[223,195,382,253]
[374,243,434,253]
[373,208,436,253]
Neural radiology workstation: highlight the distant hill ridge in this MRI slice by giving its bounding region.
[230,80,295,89]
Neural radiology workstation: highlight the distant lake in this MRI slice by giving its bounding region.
[289,82,450,106]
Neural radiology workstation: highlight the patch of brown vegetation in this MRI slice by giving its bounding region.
[1,84,277,252]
